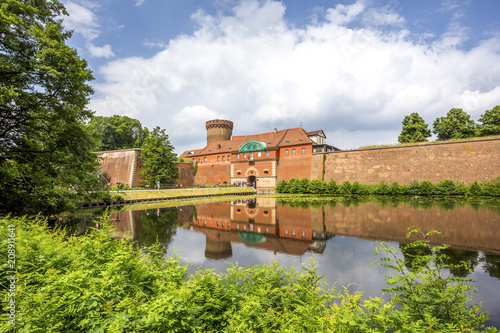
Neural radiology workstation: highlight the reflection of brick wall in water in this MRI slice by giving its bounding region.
[321,203,500,253]
[312,138,500,185]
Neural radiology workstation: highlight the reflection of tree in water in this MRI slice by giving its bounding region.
[136,207,179,247]
[482,252,500,279]
[437,248,479,277]
[400,242,480,278]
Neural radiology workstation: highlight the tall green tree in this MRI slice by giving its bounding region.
[478,105,500,136]
[432,108,477,141]
[398,112,431,143]
[140,127,178,186]
[0,0,100,215]
[89,115,145,151]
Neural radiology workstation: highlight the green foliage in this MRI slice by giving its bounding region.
[2,216,497,332]
[373,228,494,331]
[0,0,101,215]
[433,108,477,141]
[339,181,352,195]
[89,115,146,151]
[275,179,288,193]
[298,177,310,193]
[398,112,432,143]
[327,179,338,195]
[140,126,179,186]
[308,179,326,194]
[478,105,500,136]
[193,160,198,177]
[374,181,391,195]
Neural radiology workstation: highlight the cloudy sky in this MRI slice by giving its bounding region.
[61,0,500,154]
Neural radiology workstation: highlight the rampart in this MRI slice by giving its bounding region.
[312,138,500,184]
[98,149,194,188]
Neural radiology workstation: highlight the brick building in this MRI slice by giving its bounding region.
[180,119,335,190]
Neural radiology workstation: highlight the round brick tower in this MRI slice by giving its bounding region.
[206,119,233,144]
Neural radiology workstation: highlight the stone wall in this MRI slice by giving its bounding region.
[98,148,194,188]
[195,162,231,186]
[311,138,500,184]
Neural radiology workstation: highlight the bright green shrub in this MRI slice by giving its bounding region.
[275,179,288,193]
[351,181,369,195]
[419,180,435,195]
[327,179,338,195]
[308,179,326,194]
[339,181,352,195]
[1,217,497,332]
[288,177,300,193]
[468,181,483,196]
[374,181,391,195]
[298,178,310,193]
[436,179,456,196]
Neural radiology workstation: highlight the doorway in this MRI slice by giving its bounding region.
[247,175,256,188]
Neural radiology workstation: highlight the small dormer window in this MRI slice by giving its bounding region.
[217,144,221,149]
[286,140,290,143]
[299,139,303,142]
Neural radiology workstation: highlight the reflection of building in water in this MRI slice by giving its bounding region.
[192,198,332,258]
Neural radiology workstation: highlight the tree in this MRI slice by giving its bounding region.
[398,112,431,143]
[478,105,500,136]
[432,108,477,141]
[89,115,146,151]
[140,127,178,185]
[0,0,101,215]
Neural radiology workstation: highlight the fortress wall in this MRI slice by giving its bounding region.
[99,149,139,187]
[195,162,231,185]
[278,155,312,181]
[312,138,500,185]
[98,149,193,188]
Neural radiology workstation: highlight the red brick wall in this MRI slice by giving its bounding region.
[99,149,139,187]
[195,162,232,186]
[312,138,500,184]
[99,149,194,188]
[278,144,313,181]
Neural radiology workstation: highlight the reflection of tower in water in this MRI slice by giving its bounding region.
[205,238,232,259]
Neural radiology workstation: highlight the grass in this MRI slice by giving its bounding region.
[358,135,500,150]
[112,187,254,201]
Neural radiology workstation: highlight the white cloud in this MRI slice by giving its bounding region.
[88,43,115,58]
[135,0,145,7]
[89,0,500,154]
[63,1,114,58]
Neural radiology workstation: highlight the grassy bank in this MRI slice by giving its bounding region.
[114,187,254,200]
[1,215,497,332]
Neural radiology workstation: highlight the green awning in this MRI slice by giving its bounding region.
[238,232,266,245]
[239,140,267,153]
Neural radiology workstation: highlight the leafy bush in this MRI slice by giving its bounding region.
[308,179,326,194]
[327,179,338,195]
[1,217,497,332]
[436,179,456,196]
[374,181,391,195]
[339,181,352,195]
[275,179,288,193]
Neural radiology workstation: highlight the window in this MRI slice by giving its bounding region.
[257,151,261,157]
[266,228,269,234]
[243,153,247,158]
[292,230,296,236]
[204,157,207,162]
[257,227,261,233]
[285,229,289,236]
[236,225,239,230]
[217,156,220,161]
[203,220,207,225]
[250,152,254,158]
[302,148,306,154]
[292,149,296,155]
[228,155,230,161]
[222,222,225,227]
[285,149,289,156]
[266,151,270,157]
[237,153,240,159]
[264,170,269,175]
[302,231,306,238]
[192,158,195,162]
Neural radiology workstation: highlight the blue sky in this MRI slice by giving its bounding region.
[61,0,500,154]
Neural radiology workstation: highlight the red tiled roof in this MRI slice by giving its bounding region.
[180,127,315,157]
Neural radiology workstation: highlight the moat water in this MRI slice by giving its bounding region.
[69,196,500,328]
